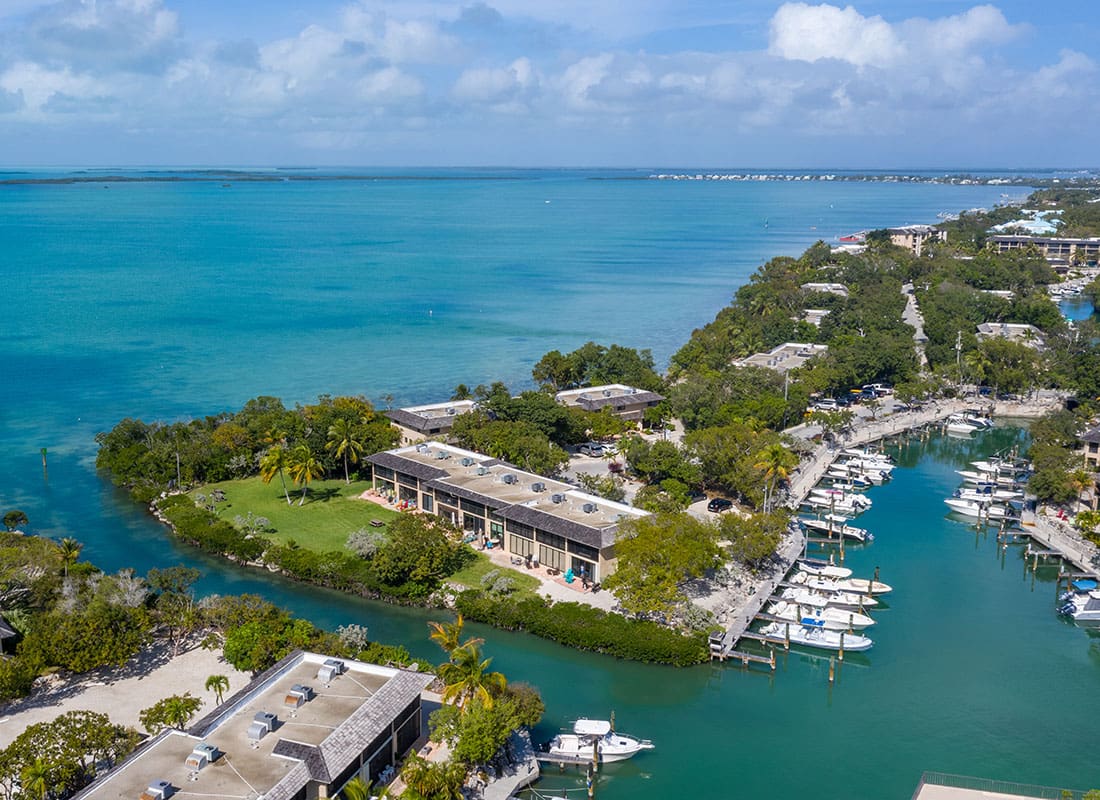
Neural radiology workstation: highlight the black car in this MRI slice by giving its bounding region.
[707,498,733,513]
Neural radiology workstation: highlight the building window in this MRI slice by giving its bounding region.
[508,533,534,558]
[568,541,599,561]
[1089,443,1098,454]
[490,521,504,538]
[421,494,434,513]
[539,544,566,571]
[571,557,597,581]
[536,530,567,550]
[460,499,486,516]
[463,514,484,534]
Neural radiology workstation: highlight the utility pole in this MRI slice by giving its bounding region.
[955,330,963,389]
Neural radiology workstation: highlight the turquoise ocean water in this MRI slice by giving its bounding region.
[3,170,1099,796]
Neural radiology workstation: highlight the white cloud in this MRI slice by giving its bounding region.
[452,57,537,104]
[769,3,902,68]
[0,60,106,116]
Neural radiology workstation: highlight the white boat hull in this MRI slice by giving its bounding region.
[760,622,873,651]
[781,586,878,610]
[767,600,875,631]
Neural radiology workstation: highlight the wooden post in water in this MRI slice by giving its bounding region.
[784,622,790,651]
[838,631,845,662]
[587,764,595,799]
[828,656,835,683]
[769,649,776,670]
[592,736,599,774]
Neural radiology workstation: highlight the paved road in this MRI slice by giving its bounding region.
[901,282,930,369]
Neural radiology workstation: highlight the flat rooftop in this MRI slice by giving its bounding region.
[555,384,662,404]
[78,653,426,800]
[736,342,829,373]
[377,442,647,546]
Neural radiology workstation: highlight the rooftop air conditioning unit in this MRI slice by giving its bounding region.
[629,388,637,394]
[284,684,314,709]
[446,407,456,415]
[582,503,597,513]
[531,482,546,492]
[184,743,218,771]
[415,443,428,453]
[579,393,590,400]
[460,457,474,466]
[603,389,612,397]
[502,474,517,485]
[141,780,175,800]
[476,466,489,476]
[317,658,345,683]
[247,712,277,742]
[551,493,565,504]
[435,450,449,460]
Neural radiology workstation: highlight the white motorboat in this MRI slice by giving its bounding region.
[945,414,980,435]
[1058,579,1100,622]
[802,496,868,517]
[830,462,888,484]
[760,621,874,652]
[953,485,1023,503]
[796,558,852,579]
[824,470,873,489]
[956,469,1021,488]
[809,488,872,509]
[545,719,654,763]
[780,585,879,610]
[943,496,1019,520]
[791,570,893,595]
[766,599,875,631]
[962,410,994,428]
[842,447,894,463]
[796,515,873,543]
[838,456,894,475]
[971,459,1029,478]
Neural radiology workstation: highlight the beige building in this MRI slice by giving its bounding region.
[801,282,849,297]
[367,442,649,581]
[75,651,432,800]
[554,384,664,422]
[736,342,829,374]
[889,224,946,256]
[975,322,1044,346]
[989,234,1100,264]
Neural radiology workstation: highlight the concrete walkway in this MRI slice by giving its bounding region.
[902,282,930,369]
[472,546,618,611]
[1022,509,1100,576]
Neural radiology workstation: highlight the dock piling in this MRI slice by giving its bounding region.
[828,656,835,683]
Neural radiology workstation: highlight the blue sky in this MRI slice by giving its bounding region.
[0,1,1097,167]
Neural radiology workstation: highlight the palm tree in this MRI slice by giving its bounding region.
[58,537,82,578]
[205,674,229,705]
[1069,467,1093,513]
[399,754,465,800]
[163,694,201,729]
[754,443,799,512]
[438,642,506,710]
[20,758,50,800]
[260,445,293,506]
[287,445,325,506]
[428,614,482,662]
[326,417,365,484]
[339,777,375,800]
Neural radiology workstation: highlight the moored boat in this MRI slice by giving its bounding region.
[1058,579,1100,622]
[759,621,874,651]
[792,570,893,595]
[944,496,1019,520]
[796,558,852,579]
[796,515,873,543]
[544,719,654,763]
[780,585,879,610]
[766,599,875,631]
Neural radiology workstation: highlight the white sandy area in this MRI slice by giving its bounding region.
[0,641,251,749]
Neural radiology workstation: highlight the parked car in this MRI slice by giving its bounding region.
[707,497,733,513]
[578,442,604,457]
[813,398,839,412]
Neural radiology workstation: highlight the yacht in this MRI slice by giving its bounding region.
[760,621,873,652]
[842,446,894,463]
[952,485,1023,503]
[545,719,654,763]
[809,488,872,509]
[962,409,994,428]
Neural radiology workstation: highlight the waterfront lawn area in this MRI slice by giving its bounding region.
[190,477,400,552]
[449,551,541,596]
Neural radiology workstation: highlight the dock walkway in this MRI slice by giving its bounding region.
[1018,510,1099,577]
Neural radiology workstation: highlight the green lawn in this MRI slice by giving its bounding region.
[449,551,542,596]
[190,477,401,553]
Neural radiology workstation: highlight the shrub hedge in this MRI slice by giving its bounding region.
[454,590,709,666]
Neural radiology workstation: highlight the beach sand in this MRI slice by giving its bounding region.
[0,640,251,749]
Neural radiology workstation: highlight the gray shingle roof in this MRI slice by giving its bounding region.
[385,409,458,434]
[367,452,451,481]
[1080,426,1100,445]
[573,390,663,411]
[494,504,612,549]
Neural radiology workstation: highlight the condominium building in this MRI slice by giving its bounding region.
[367,442,648,581]
[553,384,665,422]
[75,651,432,800]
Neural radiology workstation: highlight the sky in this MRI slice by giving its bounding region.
[0,0,1097,167]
